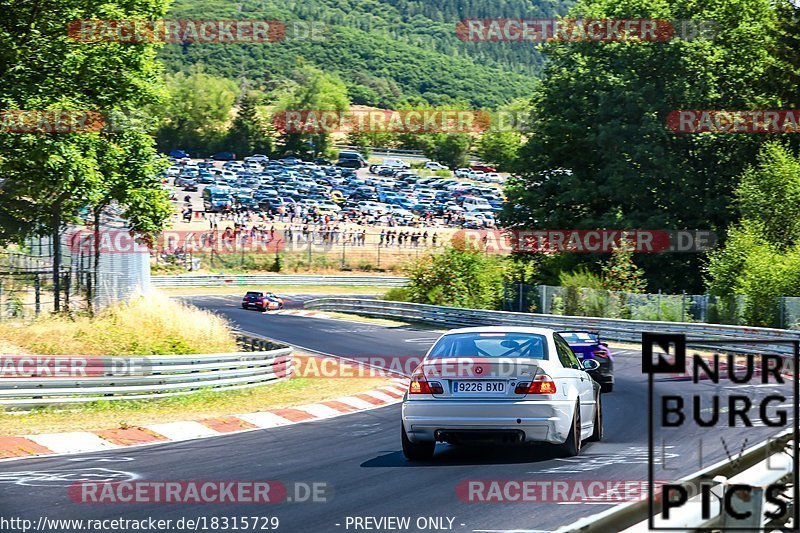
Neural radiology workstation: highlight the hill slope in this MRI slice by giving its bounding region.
[160,0,573,108]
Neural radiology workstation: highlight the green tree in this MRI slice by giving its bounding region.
[504,0,800,292]
[476,98,531,170]
[0,0,172,311]
[476,131,523,171]
[707,143,800,326]
[273,67,349,157]
[156,67,238,156]
[226,92,275,157]
[601,240,647,293]
[406,244,505,309]
[735,142,800,247]
[421,133,470,169]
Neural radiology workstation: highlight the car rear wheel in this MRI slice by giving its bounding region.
[588,394,603,442]
[557,403,582,457]
[601,382,614,393]
[401,424,435,461]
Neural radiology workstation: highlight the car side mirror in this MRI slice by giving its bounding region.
[582,359,601,372]
[599,342,609,348]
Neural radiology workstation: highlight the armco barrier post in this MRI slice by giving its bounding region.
[34,274,40,316]
[681,290,686,322]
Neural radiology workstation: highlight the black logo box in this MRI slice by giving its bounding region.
[643,333,799,531]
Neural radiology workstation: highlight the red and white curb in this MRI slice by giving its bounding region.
[0,381,408,461]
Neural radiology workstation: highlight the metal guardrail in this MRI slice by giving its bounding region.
[303,299,800,357]
[151,274,409,288]
[557,431,795,532]
[0,335,293,409]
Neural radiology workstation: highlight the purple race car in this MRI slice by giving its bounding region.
[559,331,614,393]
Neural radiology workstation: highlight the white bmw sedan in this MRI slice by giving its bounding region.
[401,327,602,460]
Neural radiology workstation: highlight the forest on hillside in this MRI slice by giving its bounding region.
[160,0,573,108]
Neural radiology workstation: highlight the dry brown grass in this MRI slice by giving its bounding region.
[0,292,238,355]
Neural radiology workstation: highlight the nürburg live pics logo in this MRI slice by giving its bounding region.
[643,332,799,530]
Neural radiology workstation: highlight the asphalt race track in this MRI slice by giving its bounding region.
[0,294,793,532]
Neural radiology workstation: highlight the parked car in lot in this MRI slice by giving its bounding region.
[454,168,471,178]
[202,186,233,212]
[462,196,492,211]
[166,152,507,231]
[468,170,486,181]
[182,179,198,192]
[196,172,215,184]
[401,327,602,460]
[559,331,614,393]
[470,164,497,173]
[424,161,449,171]
[211,151,237,161]
[336,150,368,168]
[382,157,411,169]
[241,291,284,311]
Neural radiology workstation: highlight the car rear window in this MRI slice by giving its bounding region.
[427,332,548,360]
[560,332,598,343]
[245,292,263,297]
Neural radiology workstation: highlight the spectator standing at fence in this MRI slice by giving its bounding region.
[431,233,438,247]
[379,229,386,246]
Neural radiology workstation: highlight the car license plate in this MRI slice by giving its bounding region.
[452,381,505,394]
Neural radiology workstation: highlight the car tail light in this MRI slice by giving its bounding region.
[408,375,443,395]
[593,350,608,358]
[515,373,557,395]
